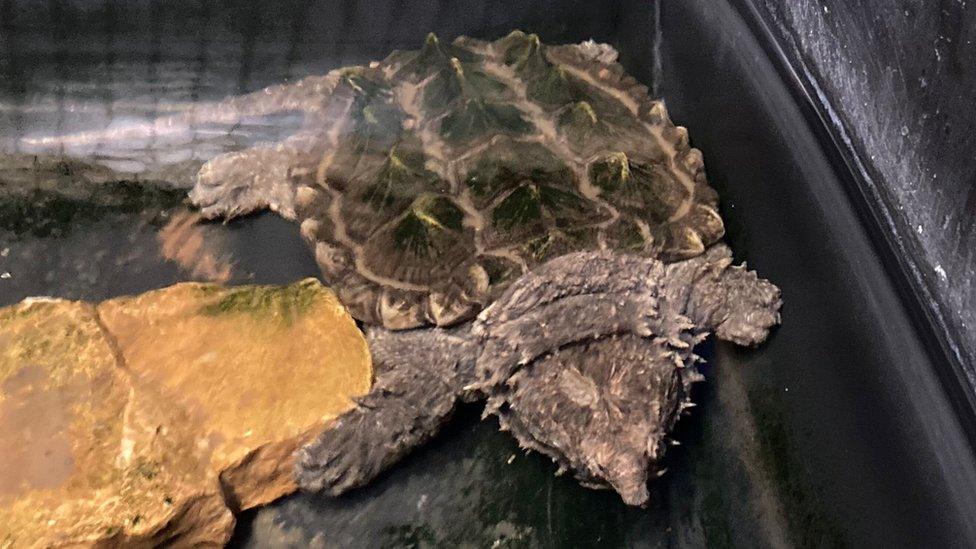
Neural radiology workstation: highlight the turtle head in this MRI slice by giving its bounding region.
[710,264,782,347]
[671,245,782,347]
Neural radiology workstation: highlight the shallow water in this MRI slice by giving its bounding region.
[0,199,803,547]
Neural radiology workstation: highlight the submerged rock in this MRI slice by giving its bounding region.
[0,279,371,547]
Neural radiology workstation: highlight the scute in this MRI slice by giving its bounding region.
[393,32,483,81]
[461,139,572,208]
[334,68,406,148]
[379,290,427,330]
[260,31,728,328]
[590,151,688,223]
[604,217,648,253]
[361,195,474,286]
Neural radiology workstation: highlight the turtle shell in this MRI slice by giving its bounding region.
[293,31,724,329]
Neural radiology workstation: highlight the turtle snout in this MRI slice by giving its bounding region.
[602,454,650,507]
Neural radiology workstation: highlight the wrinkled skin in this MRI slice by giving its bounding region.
[297,244,781,506]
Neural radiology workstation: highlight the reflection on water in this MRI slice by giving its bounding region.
[1,4,327,183]
[158,210,233,283]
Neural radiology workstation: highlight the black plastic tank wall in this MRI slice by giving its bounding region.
[749,0,976,459]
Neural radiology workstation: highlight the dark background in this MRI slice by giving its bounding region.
[1,1,975,547]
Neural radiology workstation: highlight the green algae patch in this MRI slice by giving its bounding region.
[198,278,323,323]
[0,298,60,323]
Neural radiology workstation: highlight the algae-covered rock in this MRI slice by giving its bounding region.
[0,279,371,547]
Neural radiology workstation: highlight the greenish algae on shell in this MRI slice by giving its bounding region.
[188,30,726,330]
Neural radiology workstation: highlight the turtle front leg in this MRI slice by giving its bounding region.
[189,130,325,220]
[295,327,478,496]
[187,72,352,220]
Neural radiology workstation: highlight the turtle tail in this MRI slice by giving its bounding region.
[295,326,477,496]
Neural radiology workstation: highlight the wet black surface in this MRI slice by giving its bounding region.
[653,2,976,545]
[1,1,975,547]
[752,0,976,384]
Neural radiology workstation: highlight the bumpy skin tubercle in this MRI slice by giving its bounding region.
[296,244,781,506]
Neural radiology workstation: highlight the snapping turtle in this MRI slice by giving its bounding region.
[183,31,781,505]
